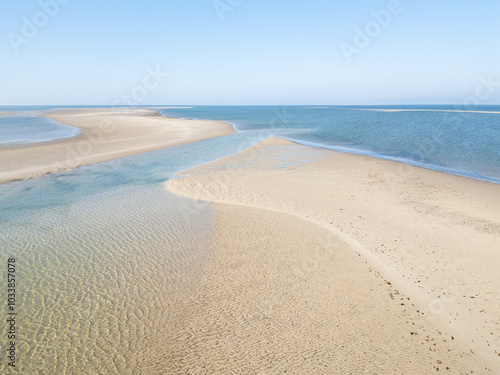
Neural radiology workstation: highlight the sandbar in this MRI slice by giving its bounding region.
[166,137,500,373]
[345,108,500,114]
[0,108,234,183]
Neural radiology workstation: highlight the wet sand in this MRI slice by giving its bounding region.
[0,108,234,183]
[166,137,500,374]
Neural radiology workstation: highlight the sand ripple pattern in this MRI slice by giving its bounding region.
[162,205,488,374]
[1,185,212,374]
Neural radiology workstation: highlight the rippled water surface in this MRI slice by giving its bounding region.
[2,187,212,373]
[0,129,283,373]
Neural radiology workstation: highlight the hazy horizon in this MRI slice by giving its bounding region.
[2,103,500,107]
[1,0,499,106]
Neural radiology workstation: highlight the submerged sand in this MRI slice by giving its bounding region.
[0,108,234,183]
[166,137,500,374]
[0,111,19,117]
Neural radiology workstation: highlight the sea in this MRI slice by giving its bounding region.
[157,105,500,183]
[2,105,498,181]
[0,105,499,372]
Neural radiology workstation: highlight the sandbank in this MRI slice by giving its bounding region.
[0,108,234,183]
[0,111,19,117]
[345,108,500,114]
[166,137,500,373]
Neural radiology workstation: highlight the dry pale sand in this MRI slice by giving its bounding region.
[0,108,234,183]
[166,137,500,374]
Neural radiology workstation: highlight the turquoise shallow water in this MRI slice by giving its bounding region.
[0,127,277,373]
[0,114,80,146]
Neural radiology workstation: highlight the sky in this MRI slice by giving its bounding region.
[0,0,499,105]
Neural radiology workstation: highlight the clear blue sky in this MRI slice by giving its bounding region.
[1,0,499,105]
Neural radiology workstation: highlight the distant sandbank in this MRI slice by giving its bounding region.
[0,111,19,117]
[344,108,500,114]
[0,108,234,183]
